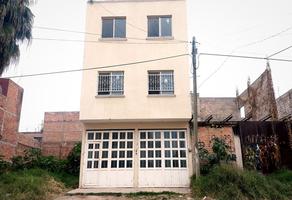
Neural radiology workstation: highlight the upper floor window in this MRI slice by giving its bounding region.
[97,71,124,96]
[148,71,174,95]
[148,16,172,37]
[102,17,126,38]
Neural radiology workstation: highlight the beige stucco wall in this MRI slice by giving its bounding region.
[80,0,191,122]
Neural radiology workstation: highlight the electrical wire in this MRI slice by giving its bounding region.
[32,37,190,45]
[2,53,189,79]
[237,25,292,49]
[199,52,292,62]
[98,3,147,33]
[267,45,292,58]
[33,26,190,43]
[198,25,292,88]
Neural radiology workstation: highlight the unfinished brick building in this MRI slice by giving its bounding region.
[0,79,40,160]
[277,89,292,120]
[42,112,83,159]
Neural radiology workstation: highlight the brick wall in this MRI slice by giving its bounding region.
[0,79,40,160]
[276,89,292,119]
[16,133,41,156]
[198,126,235,153]
[0,79,23,160]
[237,68,278,120]
[42,112,83,159]
[199,97,240,121]
[19,132,43,143]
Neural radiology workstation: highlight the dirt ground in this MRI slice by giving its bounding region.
[55,193,194,200]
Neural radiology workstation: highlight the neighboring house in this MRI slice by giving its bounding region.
[0,79,40,160]
[42,112,83,159]
[276,89,292,120]
[20,132,43,143]
[79,0,192,189]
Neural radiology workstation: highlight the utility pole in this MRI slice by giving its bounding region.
[192,36,200,179]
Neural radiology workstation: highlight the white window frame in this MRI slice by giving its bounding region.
[97,71,124,96]
[148,70,174,95]
[147,15,172,38]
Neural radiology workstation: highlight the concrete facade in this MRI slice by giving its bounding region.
[80,0,191,122]
[79,0,192,189]
[42,112,83,159]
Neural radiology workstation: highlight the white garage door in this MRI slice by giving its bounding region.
[83,129,189,188]
[138,130,189,187]
[83,130,134,187]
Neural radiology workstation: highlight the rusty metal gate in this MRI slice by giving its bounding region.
[233,121,292,173]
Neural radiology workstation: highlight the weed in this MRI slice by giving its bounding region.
[192,165,292,200]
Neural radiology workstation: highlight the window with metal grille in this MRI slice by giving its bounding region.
[148,16,172,37]
[148,71,174,95]
[97,71,124,95]
[102,17,126,38]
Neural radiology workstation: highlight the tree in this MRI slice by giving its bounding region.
[0,0,34,75]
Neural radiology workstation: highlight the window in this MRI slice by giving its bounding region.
[148,16,172,37]
[148,71,174,95]
[97,71,124,96]
[139,130,187,169]
[240,106,245,118]
[102,17,126,38]
[86,131,134,169]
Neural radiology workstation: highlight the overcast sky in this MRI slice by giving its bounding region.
[2,0,292,131]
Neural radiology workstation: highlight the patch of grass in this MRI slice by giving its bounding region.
[192,165,292,200]
[268,169,292,184]
[0,168,65,200]
[48,170,79,188]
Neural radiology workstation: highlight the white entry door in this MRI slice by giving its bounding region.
[138,130,189,187]
[83,130,134,187]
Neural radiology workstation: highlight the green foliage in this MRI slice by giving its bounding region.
[0,0,34,74]
[10,144,81,176]
[0,168,65,200]
[11,148,41,170]
[192,165,292,200]
[0,143,81,199]
[199,137,236,174]
[0,155,11,174]
[47,171,79,188]
[243,147,258,170]
[66,142,81,175]
[37,156,67,173]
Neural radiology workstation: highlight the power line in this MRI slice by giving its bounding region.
[199,52,292,62]
[32,37,190,45]
[268,45,292,58]
[198,25,292,88]
[2,53,189,79]
[33,26,190,43]
[237,25,292,49]
[99,3,146,33]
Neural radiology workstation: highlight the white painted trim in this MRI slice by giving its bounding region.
[80,118,191,123]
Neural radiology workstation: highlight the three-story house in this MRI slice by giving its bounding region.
[79,0,192,189]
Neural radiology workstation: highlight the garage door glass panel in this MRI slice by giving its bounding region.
[86,131,133,170]
[139,130,187,169]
